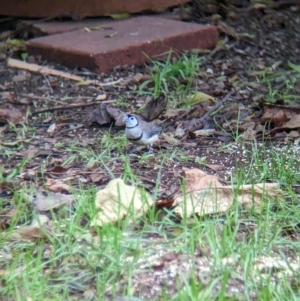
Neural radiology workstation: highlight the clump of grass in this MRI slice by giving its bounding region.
[252,62,300,104]
[139,50,203,105]
[2,139,300,300]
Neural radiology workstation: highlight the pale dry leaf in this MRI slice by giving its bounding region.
[204,164,225,171]
[90,173,103,183]
[91,178,154,226]
[287,131,299,138]
[43,116,53,123]
[122,73,147,86]
[174,169,283,218]
[95,94,107,101]
[31,214,49,227]
[45,179,71,193]
[6,225,47,241]
[185,92,216,105]
[191,129,215,137]
[0,92,14,102]
[15,148,39,159]
[240,121,256,131]
[47,123,57,134]
[217,22,239,39]
[282,115,300,129]
[243,128,257,141]
[174,126,186,138]
[12,73,28,82]
[161,133,180,146]
[33,189,74,211]
[105,31,117,38]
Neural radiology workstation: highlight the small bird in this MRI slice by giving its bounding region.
[123,114,162,153]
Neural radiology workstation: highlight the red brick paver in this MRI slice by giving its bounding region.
[0,0,190,18]
[19,19,114,36]
[27,16,218,74]
[19,13,181,36]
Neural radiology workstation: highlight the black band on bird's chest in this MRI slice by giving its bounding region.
[128,132,143,141]
[126,120,139,129]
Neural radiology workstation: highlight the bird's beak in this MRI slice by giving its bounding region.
[123,115,128,123]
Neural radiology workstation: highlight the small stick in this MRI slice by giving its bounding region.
[181,92,232,141]
[21,94,67,105]
[7,59,124,87]
[197,92,232,122]
[58,124,84,134]
[163,106,199,129]
[32,100,115,115]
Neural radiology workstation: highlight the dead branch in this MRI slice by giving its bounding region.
[31,100,115,115]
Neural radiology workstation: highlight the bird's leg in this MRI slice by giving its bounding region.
[147,144,154,154]
[128,145,146,155]
[128,145,137,154]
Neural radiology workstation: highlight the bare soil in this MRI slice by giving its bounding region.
[0,5,300,300]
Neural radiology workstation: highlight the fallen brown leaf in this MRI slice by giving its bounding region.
[15,148,39,159]
[88,104,127,126]
[261,104,300,127]
[33,190,74,211]
[282,115,300,129]
[90,173,103,183]
[174,169,283,218]
[47,166,70,174]
[45,179,71,193]
[139,94,168,122]
[6,225,47,241]
[0,108,25,124]
[106,107,127,126]
[122,73,151,86]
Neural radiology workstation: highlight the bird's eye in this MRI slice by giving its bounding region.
[130,117,134,120]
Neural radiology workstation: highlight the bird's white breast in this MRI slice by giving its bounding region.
[125,126,142,139]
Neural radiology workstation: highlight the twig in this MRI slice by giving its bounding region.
[138,176,168,188]
[58,124,84,134]
[181,92,232,141]
[7,59,124,87]
[163,106,199,129]
[31,100,115,115]
[197,92,232,122]
[42,74,53,94]
[21,94,66,105]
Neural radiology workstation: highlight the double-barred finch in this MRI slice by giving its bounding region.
[123,114,162,153]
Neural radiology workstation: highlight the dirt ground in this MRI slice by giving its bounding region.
[1,5,299,185]
[0,4,300,300]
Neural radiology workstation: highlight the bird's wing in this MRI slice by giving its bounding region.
[149,124,162,137]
